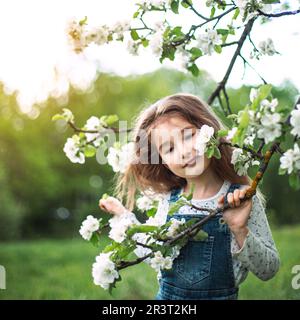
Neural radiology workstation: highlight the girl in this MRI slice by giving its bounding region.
[99,93,280,300]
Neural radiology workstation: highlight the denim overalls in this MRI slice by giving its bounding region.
[154,183,241,300]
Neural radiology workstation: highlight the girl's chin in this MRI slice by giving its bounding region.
[182,167,205,177]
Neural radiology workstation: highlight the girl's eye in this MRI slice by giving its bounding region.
[184,132,194,140]
[163,146,173,154]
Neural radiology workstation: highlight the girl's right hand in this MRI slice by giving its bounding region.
[98,196,127,216]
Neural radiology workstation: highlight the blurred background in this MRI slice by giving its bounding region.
[0,0,300,300]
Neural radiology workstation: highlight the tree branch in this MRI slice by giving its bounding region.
[208,17,256,105]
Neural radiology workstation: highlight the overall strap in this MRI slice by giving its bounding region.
[168,187,182,203]
[169,182,241,205]
[223,183,241,206]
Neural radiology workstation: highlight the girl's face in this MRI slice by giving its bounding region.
[151,116,211,178]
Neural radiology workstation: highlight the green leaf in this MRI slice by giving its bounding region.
[217,129,228,138]
[189,47,202,60]
[232,8,240,20]
[141,38,149,47]
[146,207,157,218]
[258,84,272,101]
[181,0,191,8]
[263,0,280,3]
[184,182,195,201]
[126,224,158,237]
[206,145,215,158]
[101,193,109,200]
[90,232,100,247]
[191,229,208,241]
[213,146,221,159]
[51,114,65,121]
[171,0,179,14]
[168,199,187,216]
[227,114,238,120]
[79,16,88,26]
[278,167,286,176]
[102,241,119,253]
[217,29,229,36]
[170,26,183,37]
[187,63,199,77]
[289,173,300,190]
[130,30,139,41]
[133,11,139,19]
[84,145,96,157]
[214,45,222,54]
[239,109,250,129]
[101,114,119,126]
[210,6,216,18]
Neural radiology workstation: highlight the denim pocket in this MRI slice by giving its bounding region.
[174,235,214,285]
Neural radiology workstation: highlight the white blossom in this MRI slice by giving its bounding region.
[176,49,191,72]
[126,39,140,55]
[136,195,155,211]
[85,25,110,46]
[92,252,119,289]
[150,251,173,272]
[166,217,186,237]
[244,133,256,146]
[107,142,135,173]
[111,20,131,40]
[150,0,169,8]
[280,143,300,174]
[260,98,278,113]
[231,148,260,176]
[84,116,105,147]
[149,31,164,57]
[63,135,85,164]
[62,108,74,122]
[235,0,272,22]
[226,127,238,141]
[152,18,166,32]
[66,19,87,52]
[257,112,282,144]
[108,211,138,243]
[250,88,259,103]
[290,104,300,137]
[79,215,101,241]
[199,125,214,143]
[195,125,214,155]
[196,29,222,55]
[258,38,277,56]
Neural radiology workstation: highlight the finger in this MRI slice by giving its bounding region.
[239,189,246,199]
[218,195,224,204]
[99,200,109,212]
[217,195,224,208]
[227,192,234,208]
[233,189,240,206]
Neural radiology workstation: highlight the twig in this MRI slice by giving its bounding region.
[257,8,300,18]
[219,141,264,159]
[239,53,268,84]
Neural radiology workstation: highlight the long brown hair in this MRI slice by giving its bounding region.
[113,93,266,211]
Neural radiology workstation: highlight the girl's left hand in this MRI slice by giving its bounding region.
[217,187,252,234]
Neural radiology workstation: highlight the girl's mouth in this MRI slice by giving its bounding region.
[183,156,197,168]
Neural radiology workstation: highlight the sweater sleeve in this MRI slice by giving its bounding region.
[231,194,280,281]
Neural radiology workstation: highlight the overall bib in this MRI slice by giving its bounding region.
[154,183,241,300]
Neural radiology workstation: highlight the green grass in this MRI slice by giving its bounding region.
[0,225,300,300]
